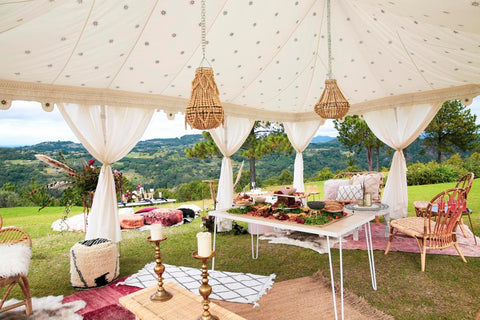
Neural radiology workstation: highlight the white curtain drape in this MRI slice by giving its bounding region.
[283,120,323,192]
[210,116,255,231]
[58,103,154,242]
[363,104,441,219]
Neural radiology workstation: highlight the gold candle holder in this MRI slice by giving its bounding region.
[147,236,172,301]
[193,251,218,320]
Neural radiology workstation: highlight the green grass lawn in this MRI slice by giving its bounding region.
[1,180,479,319]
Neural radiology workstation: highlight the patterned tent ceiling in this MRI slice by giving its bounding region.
[0,0,479,121]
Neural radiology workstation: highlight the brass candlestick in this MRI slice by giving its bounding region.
[193,251,218,320]
[147,236,172,301]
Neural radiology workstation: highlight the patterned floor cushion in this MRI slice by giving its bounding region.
[119,214,145,229]
[142,208,183,226]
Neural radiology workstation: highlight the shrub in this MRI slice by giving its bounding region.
[464,152,480,177]
[172,180,211,202]
[443,153,464,168]
[0,190,27,208]
[311,167,334,181]
[277,169,293,185]
[336,165,362,175]
[407,161,463,185]
[262,176,278,187]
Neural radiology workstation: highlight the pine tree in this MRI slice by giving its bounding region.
[185,121,293,188]
[334,116,384,170]
[423,100,480,163]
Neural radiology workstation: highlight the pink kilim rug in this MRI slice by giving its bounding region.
[335,222,480,257]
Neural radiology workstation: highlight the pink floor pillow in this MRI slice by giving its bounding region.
[142,208,183,226]
[134,206,158,214]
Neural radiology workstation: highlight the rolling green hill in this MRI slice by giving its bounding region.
[0,134,470,190]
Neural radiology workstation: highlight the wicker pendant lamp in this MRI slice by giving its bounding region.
[314,0,350,119]
[185,0,224,130]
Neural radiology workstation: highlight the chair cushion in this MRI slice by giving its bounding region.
[391,217,435,238]
[0,243,31,277]
[324,179,350,200]
[336,184,363,201]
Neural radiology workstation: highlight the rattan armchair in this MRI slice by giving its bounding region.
[414,173,475,244]
[0,222,33,316]
[385,188,467,272]
[455,173,475,244]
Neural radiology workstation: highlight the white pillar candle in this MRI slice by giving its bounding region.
[150,224,163,240]
[196,232,212,257]
[364,193,372,207]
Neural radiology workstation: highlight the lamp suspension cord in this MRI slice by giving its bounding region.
[201,0,207,64]
[327,0,333,79]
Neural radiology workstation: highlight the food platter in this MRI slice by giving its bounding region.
[234,201,254,207]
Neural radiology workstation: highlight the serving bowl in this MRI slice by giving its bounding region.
[307,201,326,210]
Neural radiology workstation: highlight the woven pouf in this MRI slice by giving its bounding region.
[70,238,119,289]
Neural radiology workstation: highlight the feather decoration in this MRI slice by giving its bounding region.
[35,154,76,175]
[233,160,245,189]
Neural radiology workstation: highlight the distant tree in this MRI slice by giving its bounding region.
[334,116,384,170]
[184,132,221,159]
[1,182,17,193]
[23,178,53,211]
[185,121,293,188]
[277,169,294,185]
[423,100,480,163]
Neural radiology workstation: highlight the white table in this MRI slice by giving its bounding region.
[209,210,377,320]
[117,198,176,209]
[343,203,390,239]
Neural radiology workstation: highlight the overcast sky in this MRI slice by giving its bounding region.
[0,97,479,147]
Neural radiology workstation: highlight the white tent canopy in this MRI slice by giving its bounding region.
[1,0,479,117]
[1,0,479,239]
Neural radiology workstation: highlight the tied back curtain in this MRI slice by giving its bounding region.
[363,104,441,219]
[58,103,154,242]
[283,120,323,192]
[210,116,254,231]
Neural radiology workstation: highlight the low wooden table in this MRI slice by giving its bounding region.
[119,282,246,320]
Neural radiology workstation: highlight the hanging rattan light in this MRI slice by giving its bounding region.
[185,0,224,130]
[314,0,350,119]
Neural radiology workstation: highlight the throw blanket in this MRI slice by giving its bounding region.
[118,263,275,306]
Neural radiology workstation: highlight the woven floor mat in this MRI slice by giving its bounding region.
[215,272,394,320]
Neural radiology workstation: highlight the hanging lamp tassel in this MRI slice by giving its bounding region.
[185,67,225,130]
[314,79,350,119]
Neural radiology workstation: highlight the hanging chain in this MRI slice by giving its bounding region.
[327,0,333,79]
[201,0,206,62]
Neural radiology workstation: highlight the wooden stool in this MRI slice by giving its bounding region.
[413,201,429,217]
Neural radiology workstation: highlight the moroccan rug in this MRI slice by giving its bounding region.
[63,276,139,319]
[117,263,276,306]
[260,222,480,257]
[2,296,85,320]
